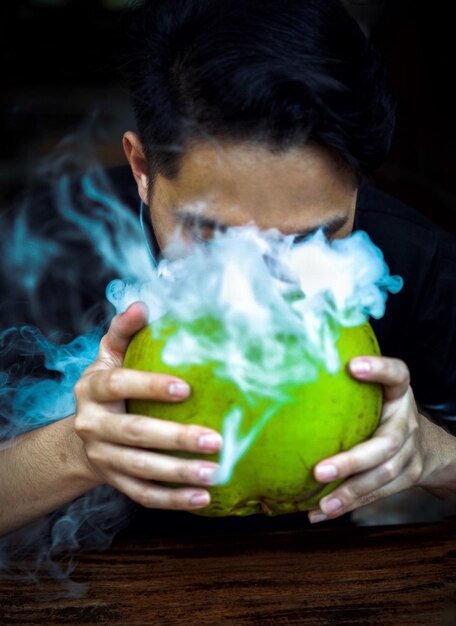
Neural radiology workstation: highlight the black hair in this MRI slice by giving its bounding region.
[122,0,395,190]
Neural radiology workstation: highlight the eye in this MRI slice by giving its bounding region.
[291,234,309,245]
[191,232,210,244]
[189,224,226,244]
[292,229,337,245]
[190,227,213,243]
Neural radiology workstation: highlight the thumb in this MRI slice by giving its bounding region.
[98,301,149,367]
[348,356,410,403]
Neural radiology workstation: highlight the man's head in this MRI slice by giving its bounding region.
[122,0,394,251]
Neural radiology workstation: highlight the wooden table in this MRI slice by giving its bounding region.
[1,509,455,625]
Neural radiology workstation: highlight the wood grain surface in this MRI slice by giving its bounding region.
[1,510,455,625]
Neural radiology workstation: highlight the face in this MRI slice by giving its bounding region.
[124,134,358,256]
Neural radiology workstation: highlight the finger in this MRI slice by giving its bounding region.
[313,417,408,483]
[348,356,410,402]
[309,450,422,523]
[98,301,149,366]
[91,442,220,486]
[110,472,211,511]
[81,368,191,403]
[77,411,223,454]
[309,438,421,523]
[317,435,416,517]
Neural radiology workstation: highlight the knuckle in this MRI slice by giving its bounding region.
[138,489,158,509]
[408,411,420,435]
[400,362,411,385]
[345,456,361,476]
[375,357,393,376]
[100,332,119,356]
[120,417,144,443]
[98,335,109,352]
[338,485,355,503]
[101,332,114,348]
[385,434,401,457]
[408,461,423,483]
[74,413,93,437]
[177,462,195,484]
[168,491,189,510]
[174,424,193,450]
[130,453,148,473]
[409,420,419,438]
[150,373,165,391]
[175,464,188,483]
[379,460,398,483]
[107,370,124,397]
[74,377,88,399]
[358,493,377,508]
[86,444,105,468]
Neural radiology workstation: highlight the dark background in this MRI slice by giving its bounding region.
[1,0,455,236]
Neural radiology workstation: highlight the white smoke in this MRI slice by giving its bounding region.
[0,153,403,592]
[108,223,403,389]
[107,222,403,486]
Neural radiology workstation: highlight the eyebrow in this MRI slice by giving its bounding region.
[175,210,349,240]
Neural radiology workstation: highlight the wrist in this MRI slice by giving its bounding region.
[64,415,102,489]
[418,411,456,497]
[0,416,104,536]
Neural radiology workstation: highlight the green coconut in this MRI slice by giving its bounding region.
[123,316,382,517]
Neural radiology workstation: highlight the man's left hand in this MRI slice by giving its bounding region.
[308,356,431,524]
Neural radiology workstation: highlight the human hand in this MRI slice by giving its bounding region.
[308,356,428,523]
[74,302,223,511]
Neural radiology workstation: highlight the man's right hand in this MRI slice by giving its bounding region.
[74,302,223,511]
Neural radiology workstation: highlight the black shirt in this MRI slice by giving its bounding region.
[354,181,456,432]
[1,165,455,435]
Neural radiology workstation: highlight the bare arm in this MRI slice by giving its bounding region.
[0,415,99,537]
[418,408,456,500]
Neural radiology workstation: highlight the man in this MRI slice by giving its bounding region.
[1,0,455,537]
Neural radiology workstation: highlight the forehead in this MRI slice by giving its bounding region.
[154,141,356,229]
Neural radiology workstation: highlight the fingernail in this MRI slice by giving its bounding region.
[124,301,139,312]
[123,301,148,317]
[309,512,328,524]
[190,492,210,507]
[198,466,218,484]
[316,464,338,481]
[168,382,190,398]
[198,433,223,450]
[322,498,342,515]
[350,359,372,374]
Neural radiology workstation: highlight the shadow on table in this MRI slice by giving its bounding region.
[118,486,456,540]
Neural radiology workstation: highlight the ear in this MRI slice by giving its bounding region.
[123,131,150,205]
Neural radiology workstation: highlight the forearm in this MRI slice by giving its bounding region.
[0,416,101,537]
[418,410,456,499]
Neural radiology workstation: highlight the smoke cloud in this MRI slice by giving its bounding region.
[0,145,402,594]
[112,224,403,486]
